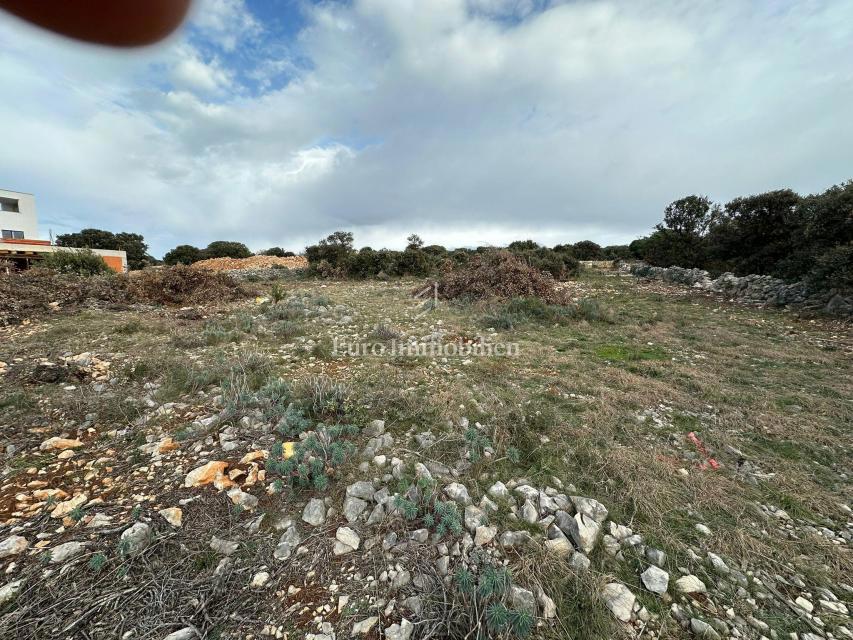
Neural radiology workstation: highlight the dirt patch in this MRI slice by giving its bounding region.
[192,255,308,271]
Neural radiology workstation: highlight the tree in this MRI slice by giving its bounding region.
[406,234,424,250]
[262,247,295,257]
[508,240,540,251]
[658,195,713,236]
[203,241,252,260]
[572,240,603,260]
[163,244,204,265]
[705,189,800,275]
[305,231,355,270]
[56,228,152,270]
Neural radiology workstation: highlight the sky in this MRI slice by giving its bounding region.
[1,0,852,258]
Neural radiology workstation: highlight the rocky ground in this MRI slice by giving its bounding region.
[0,268,850,639]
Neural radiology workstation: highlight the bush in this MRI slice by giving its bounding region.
[41,249,111,276]
[163,244,204,265]
[806,243,853,292]
[482,296,612,329]
[203,241,252,260]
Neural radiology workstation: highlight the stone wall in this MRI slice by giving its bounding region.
[625,263,852,317]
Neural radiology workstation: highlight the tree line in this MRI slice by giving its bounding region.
[630,180,852,292]
[55,178,851,293]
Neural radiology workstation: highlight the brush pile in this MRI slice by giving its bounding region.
[431,250,569,303]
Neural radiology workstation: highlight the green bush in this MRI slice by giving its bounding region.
[41,249,110,276]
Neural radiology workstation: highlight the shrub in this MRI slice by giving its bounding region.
[267,423,359,491]
[163,244,204,265]
[203,241,252,260]
[41,249,111,276]
[482,296,613,329]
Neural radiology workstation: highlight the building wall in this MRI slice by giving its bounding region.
[0,189,38,240]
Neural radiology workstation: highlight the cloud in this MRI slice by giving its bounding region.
[170,44,231,93]
[0,0,851,257]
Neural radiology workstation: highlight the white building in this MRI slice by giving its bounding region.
[0,188,38,240]
[0,188,127,272]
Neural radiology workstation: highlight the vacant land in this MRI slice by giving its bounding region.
[0,268,850,640]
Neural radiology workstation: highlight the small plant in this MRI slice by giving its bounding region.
[507,447,520,464]
[271,282,285,303]
[370,322,402,341]
[267,423,359,491]
[272,320,303,340]
[465,427,492,462]
[301,375,349,420]
[275,403,312,437]
[441,558,534,639]
[89,553,107,572]
[69,506,86,523]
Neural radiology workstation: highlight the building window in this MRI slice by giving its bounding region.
[0,198,20,213]
[1,230,24,240]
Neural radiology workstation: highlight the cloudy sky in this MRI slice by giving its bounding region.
[1,0,851,257]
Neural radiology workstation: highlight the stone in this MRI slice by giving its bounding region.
[367,503,386,525]
[0,580,23,606]
[364,420,385,437]
[346,481,375,501]
[227,487,258,510]
[184,461,229,488]
[510,585,537,615]
[274,526,301,561]
[820,599,849,615]
[444,483,471,505]
[641,565,669,595]
[384,618,414,640]
[601,582,635,622]
[499,530,532,547]
[302,498,326,526]
[706,552,729,575]
[795,596,814,613]
[336,527,360,552]
[544,537,573,557]
[0,535,28,558]
[695,523,712,536]
[159,507,183,528]
[538,590,557,619]
[210,536,239,556]
[392,569,412,590]
[162,628,198,640]
[120,522,151,556]
[521,500,538,523]
[414,463,433,483]
[49,541,87,563]
[435,555,450,576]
[569,553,590,574]
[464,505,485,532]
[562,512,601,554]
[51,493,88,519]
[343,496,368,522]
[487,481,509,499]
[352,617,379,635]
[690,618,721,640]
[646,547,666,567]
[675,575,707,594]
[571,496,608,523]
[251,571,270,588]
[40,437,83,451]
[474,525,497,546]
